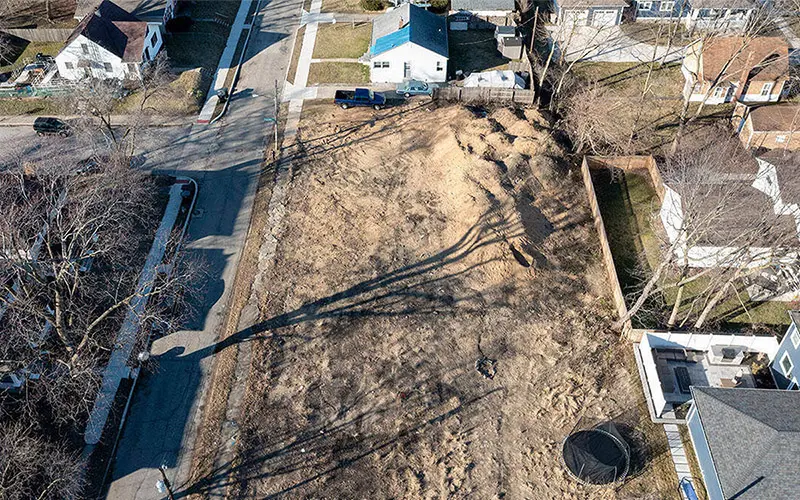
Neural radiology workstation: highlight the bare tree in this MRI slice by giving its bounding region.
[613,140,800,329]
[0,423,85,500]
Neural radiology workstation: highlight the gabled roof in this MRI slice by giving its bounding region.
[690,387,800,500]
[63,0,147,63]
[370,4,448,58]
[451,0,515,11]
[689,0,755,8]
[697,36,789,84]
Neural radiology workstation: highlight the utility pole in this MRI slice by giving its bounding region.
[157,465,176,500]
[273,79,279,154]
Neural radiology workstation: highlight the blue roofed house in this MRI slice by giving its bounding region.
[771,311,800,389]
[367,3,449,83]
[686,387,800,499]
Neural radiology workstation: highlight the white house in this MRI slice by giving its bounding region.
[367,3,449,84]
[56,0,163,81]
[553,0,628,26]
[658,155,800,301]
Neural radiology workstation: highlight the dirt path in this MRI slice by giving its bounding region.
[222,102,679,498]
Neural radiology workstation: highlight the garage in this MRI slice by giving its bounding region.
[562,9,589,26]
[590,9,618,26]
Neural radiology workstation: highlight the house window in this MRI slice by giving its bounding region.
[660,1,675,11]
[103,62,113,72]
[777,135,788,143]
[373,61,389,68]
[638,1,652,9]
[436,61,443,71]
[713,86,726,98]
[761,82,773,96]
[781,351,794,376]
[792,326,800,348]
[150,31,158,47]
[81,43,89,55]
[65,61,73,69]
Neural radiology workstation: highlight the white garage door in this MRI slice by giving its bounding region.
[562,10,588,27]
[591,9,618,26]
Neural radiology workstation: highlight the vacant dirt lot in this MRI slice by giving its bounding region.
[227,102,679,498]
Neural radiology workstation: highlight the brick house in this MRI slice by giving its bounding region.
[682,36,789,105]
[734,103,800,151]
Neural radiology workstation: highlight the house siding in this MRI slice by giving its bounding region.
[771,322,800,389]
[556,5,624,26]
[686,405,725,500]
[56,34,132,80]
[634,0,689,20]
[370,43,447,83]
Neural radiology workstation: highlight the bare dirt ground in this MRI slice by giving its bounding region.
[225,101,680,499]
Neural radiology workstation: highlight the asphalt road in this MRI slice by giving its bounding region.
[102,0,303,498]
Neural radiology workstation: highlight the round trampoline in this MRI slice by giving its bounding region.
[562,424,630,485]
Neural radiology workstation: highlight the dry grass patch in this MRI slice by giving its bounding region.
[312,22,372,59]
[287,26,307,85]
[307,61,369,84]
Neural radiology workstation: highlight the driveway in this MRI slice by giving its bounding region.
[549,25,685,63]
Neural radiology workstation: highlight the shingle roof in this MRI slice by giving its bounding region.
[698,36,789,83]
[451,0,515,11]
[748,104,800,132]
[370,4,448,57]
[557,0,628,8]
[64,0,147,63]
[690,387,800,500]
[689,0,755,8]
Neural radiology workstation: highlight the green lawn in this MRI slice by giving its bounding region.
[573,61,684,97]
[321,0,375,13]
[0,97,64,115]
[593,167,792,330]
[312,22,372,59]
[307,61,369,84]
[0,41,63,74]
[449,29,512,77]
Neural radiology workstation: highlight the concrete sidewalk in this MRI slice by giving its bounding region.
[196,0,255,124]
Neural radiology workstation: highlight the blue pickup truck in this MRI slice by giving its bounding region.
[334,88,386,110]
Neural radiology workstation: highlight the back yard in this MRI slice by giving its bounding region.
[449,30,515,77]
[212,102,681,498]
[593,167,793,330]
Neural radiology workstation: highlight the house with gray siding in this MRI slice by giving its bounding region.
[686,387,800,500]
[554,0,628,26]
[771,311,800,389]
[634,0,689,20]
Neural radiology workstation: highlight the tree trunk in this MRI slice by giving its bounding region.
[694,270,741,329]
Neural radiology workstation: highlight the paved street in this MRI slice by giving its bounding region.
[103,0,303,497]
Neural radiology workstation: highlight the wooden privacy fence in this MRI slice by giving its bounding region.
[581,155,661,341]
[434,86,536,105]
[2,28,73,43]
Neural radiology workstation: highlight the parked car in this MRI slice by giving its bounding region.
[334,88,386,110]
[33,117,70,137]
[396,80,437,98]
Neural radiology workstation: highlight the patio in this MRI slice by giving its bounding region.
[635,331,780,421]
[653,348,756,407]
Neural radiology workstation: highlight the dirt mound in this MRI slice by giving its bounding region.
[232,102,677,499]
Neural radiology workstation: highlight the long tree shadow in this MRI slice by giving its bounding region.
[194,206,527,361]
[175,387,504,497]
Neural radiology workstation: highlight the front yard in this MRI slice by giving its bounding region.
[307,61,369,84]
[572,61,684,97]
[321,0,377,13]
[449,29,514,77]
[312,22,372,59]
